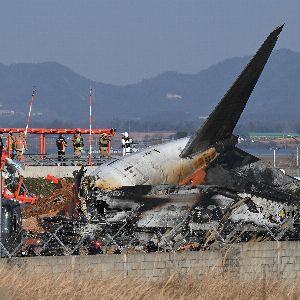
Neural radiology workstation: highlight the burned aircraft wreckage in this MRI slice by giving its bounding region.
[73,24,300,250]
[3,24,300,256]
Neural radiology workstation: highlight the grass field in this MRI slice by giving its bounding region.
[0,268,299,299]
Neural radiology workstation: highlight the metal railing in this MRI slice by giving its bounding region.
[18,153,121,166]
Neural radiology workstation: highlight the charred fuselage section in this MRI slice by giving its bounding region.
[79,157,300,250]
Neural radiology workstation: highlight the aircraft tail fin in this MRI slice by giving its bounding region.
[180,24,284,158]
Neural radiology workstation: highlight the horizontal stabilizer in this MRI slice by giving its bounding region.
[215,147,260,170]
[181,24,284,158]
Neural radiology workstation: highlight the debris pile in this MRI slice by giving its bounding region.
[11,164,300,255]
[21,179,79,232]
[5,162,300,256]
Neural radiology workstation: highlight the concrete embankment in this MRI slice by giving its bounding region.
[20,166,97,178]
[2,241,300,279]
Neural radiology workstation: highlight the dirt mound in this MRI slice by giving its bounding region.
[22,180,79,220]
[22,216,45,233]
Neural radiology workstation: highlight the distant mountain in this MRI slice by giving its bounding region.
[0,48,300,132]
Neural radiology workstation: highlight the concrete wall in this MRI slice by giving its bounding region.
[2,241,300,279]
[20,166,97,178]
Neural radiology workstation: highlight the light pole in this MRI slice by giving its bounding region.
[88,88,93,166]
[296,144,299,168]
[269,147,279,168]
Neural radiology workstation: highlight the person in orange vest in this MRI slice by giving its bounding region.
[0,131,7,169]
[56,134,68,165]
[15,132,27,161]
[7,130,16,159]
[0,131,3,162]
[0,147,7,170]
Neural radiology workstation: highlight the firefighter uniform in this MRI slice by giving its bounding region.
[72,132,84,157]
[8,131,16,159]
[15,132,27,161]
[0,132,3,162]
[99,133,110,159]
[56,134,68,165]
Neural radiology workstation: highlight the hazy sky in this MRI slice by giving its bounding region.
[0,0,298,85]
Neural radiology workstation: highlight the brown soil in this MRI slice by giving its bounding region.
[22,179,79,232]
[21,217,45,233]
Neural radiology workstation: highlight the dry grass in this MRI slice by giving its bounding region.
[0,268,300,300]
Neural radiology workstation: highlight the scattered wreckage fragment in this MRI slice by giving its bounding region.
[78,179,300,251]
[0,158,36,254]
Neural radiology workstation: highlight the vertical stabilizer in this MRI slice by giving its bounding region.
[181,24,284,158]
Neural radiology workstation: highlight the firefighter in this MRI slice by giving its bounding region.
[99,133,110,160]
[15,132,27,161]
[72,130,84,157]
[8,131,16,159]
[0,132,6,169]
[0,131,3,162]
[121,132,132,156]
[56,134,68,165]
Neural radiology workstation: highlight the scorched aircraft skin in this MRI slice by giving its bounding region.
[80,25,300,246]
[87,24,283,190]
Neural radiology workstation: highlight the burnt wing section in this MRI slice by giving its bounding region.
[214,147,259,170]
[181,25,284,158]
[205,151,300,204]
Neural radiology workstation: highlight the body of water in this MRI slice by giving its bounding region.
[239,146,296,157]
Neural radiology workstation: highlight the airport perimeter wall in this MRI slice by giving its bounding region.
[2,241,300,280]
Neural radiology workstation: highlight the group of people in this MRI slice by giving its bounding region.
[0,131,28,161]
[0,129,133,164]
[55,130,133,162]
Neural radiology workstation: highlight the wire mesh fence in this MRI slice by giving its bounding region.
[1,212,299,258]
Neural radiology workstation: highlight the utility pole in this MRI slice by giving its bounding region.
[88,88,93,166]
[22,88,36,156]
[269,147,279,168]
[293,137,298,167]
[297,146,299,168]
